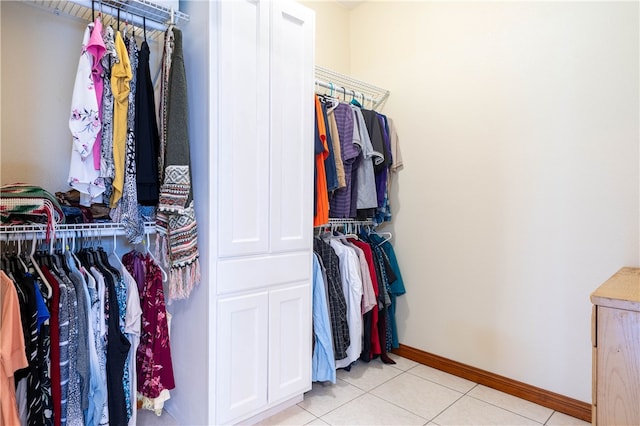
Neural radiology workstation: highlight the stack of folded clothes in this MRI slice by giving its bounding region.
[0,183,65,240]
[55,189,111,224]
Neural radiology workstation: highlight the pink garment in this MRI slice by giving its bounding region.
[0,271,29,426]
[86,18,107,170]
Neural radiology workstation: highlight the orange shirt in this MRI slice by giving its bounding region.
[1,271,29,426]
[314,95,330,227]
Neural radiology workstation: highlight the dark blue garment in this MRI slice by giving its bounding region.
[32,281,50,333]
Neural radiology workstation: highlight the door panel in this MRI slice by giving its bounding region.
[216,292,269,424]
[270,0,315,253]
[268,283,312,403]
[218,0,270,258]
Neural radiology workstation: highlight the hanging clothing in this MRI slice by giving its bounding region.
[120,263,142,426]
[100,25,118,201]
[68,24,105,207]
[311,254,336,383]
[86,18,106,171]
[328,238,363,369]
[326,104,346,189]
[111,35,145,244]
[134,40,161,206]
[156,26,201,301]
[0,271,29,426]
[313,238,349,360]
[329,103,359,218]
[313,95,330,226]
[122,251,175,414]
[110,30,133,208]
[351,106,381,211]
[40,266,62,426]
[320,100,339,193]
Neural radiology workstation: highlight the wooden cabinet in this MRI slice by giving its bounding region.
[590,267,640,425]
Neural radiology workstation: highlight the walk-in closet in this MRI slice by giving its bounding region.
[1,0,638,425]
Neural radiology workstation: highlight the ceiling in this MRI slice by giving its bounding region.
[334,0,367,10]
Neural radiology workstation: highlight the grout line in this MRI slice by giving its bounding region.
[542,410,555,425]
[425,391,467,423]
[465,394,546,424]
[405,369,478,395]
[300,381,367,419]
[362,392,429,424]
[338,362,404,393]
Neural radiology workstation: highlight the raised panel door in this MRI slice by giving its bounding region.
[216,291,269,424]
[218,0,270,258]
[268,283,312,403]
[269,0,315,253]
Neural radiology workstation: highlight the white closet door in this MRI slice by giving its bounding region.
[269,0,315,253]
[268,283,312,403]
[216,292,269,424]
[218,0,270,258]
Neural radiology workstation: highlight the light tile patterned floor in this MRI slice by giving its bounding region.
[260,353,591,426]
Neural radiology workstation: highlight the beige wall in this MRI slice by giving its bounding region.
[299,0,350,74]
[349,1,639,403]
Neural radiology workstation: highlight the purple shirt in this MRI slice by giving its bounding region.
[329,103,360,218]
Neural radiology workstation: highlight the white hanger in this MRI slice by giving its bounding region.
[109,232,126,271]
[144,229,168,282]
[30,232,52,299]
[16,235,30,272]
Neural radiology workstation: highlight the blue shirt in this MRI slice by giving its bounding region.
[312,254,336,383]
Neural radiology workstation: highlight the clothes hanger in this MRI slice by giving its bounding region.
[16,234,30,272]
[350,90,363,108]
[108,231,126,271]
[29,232,53,299]
[144,229,168,282]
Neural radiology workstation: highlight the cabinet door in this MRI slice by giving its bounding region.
[218,0,270,258]
[216,292,269,424]
[270,0,315,253]
[268,283,312,403]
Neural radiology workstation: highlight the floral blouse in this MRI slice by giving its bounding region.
[68,23,105,207]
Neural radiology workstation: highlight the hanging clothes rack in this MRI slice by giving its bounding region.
[315,65,390,109]
[0,221,156,242]
[24,0,189,41]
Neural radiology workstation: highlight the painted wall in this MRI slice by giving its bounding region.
[299,0,350,73]
[349,1,639,402]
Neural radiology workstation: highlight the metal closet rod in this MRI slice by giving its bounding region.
[316,79,375,106]
[0,222,156,241]
[314,218,375,229]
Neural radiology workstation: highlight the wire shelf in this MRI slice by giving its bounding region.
[315,65,390,109]
[25,0,189,42]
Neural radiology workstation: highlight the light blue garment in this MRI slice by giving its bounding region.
[312,254,336,383]
[84,272,106,426]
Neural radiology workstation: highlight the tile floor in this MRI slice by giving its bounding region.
[139,353,590,425]
[258,353,591,426]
